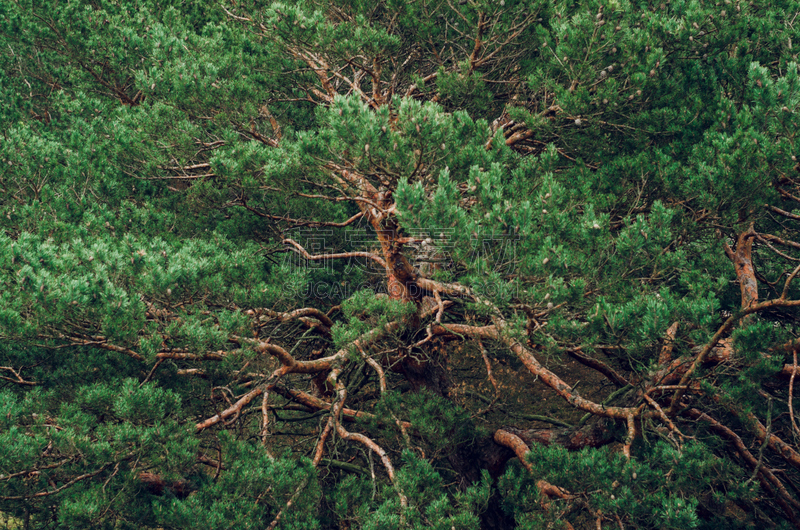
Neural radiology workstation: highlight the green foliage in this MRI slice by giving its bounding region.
[160,438,321,530]
[359,389,475,459]
[332,451,490,530]
[3,0,800,527]
[332,290,416,352]
[499,441,753,529]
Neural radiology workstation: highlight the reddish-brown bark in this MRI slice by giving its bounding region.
[493,429,577,529]
[494,429,534,473]
[502,422,617,452]
[724,225,759,310]
[138,472,195,499]
[658,322,680,365]
[565,347,630,388]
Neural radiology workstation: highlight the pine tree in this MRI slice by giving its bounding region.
[2,0,800,528]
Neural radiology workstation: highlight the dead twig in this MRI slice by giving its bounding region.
[791,349,800,440]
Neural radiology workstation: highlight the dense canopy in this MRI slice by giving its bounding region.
[3,0,800,528]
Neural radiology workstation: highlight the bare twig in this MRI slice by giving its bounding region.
[0,366,37,386]
[261,388,271,445]
[357,343,387,394]
[196,387,265,431]
[266,477,311,530]
[328,368,408,514]
[643,394,685,442]
[791,350,800,439]
[313,418,334,466]
[283,238,387,269]
[622,413,636,459]
[139,359,163,388]
[0,463,115,500]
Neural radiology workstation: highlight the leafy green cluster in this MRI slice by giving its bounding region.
[3,0,800,527]
[332,452,490,530]
[500,441,754,530]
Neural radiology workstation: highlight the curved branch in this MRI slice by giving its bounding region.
[250,315,404,377]
[494,429,533,473]
[254,307,333,328]
[328,367,408,512]
[196,387,264,431]
[565,348,630,388]
[766,205,800,221]
[266,477,311,530]
[758,233,800,255]
[272,384,411,428]
[61,335,145,361]
[756,234,800,262]
[283,238,387,269]
[357,343,387,394]
[313,418,335,466]
[156,350,226,361]
[256,342,344,376]
[433,321,648,420]
[493,429,578,530]
[290,190,385,212]
[791,350,800,438]
[416,276,475,299]
[0,366,37,386]
[0,462,115,500]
